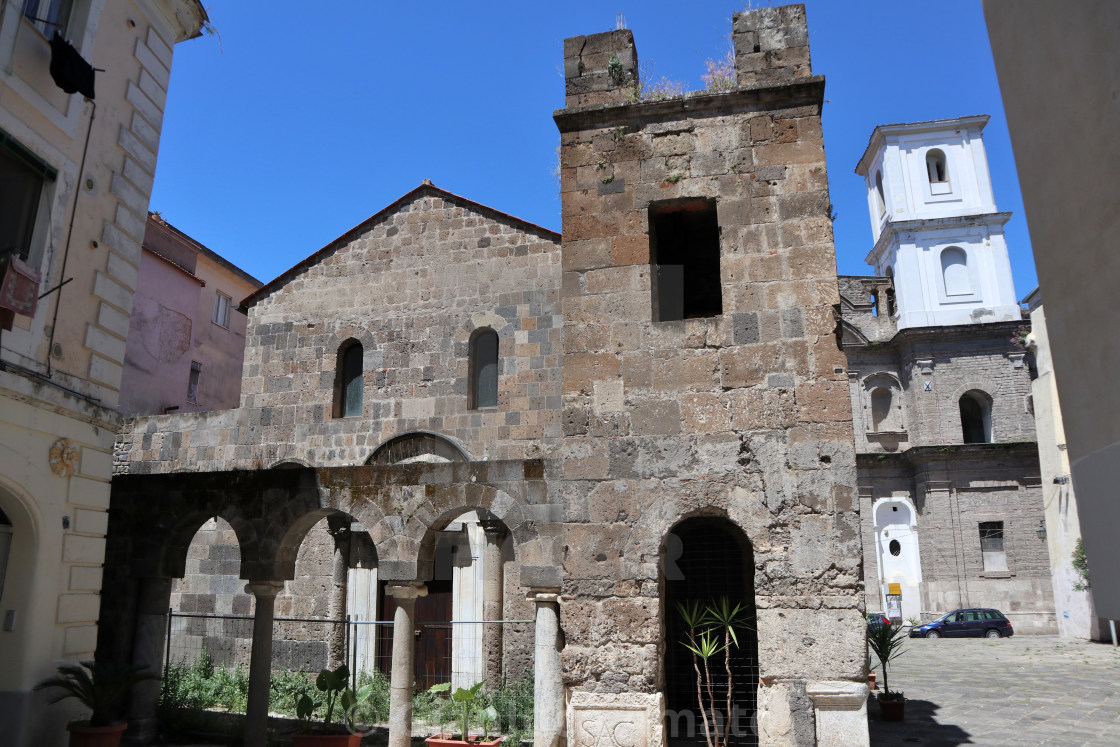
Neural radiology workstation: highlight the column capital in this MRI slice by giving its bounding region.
[805,680,870,710]
[244,581,285,597]
[479,518,508,539]
[527,587,562,604]
[386,582,428,600]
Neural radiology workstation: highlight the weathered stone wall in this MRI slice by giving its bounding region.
[836,275,896,345]
[556,5,864,743]
[116,187,563,473]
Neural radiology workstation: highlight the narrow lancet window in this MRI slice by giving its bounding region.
[470,329,498,409]
[336,340,364,418]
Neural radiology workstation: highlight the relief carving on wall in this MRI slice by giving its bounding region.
[49,438,79,477]
[572,706,648,747]
[569,693,662,747]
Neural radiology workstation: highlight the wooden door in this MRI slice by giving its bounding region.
[378,579,454,691]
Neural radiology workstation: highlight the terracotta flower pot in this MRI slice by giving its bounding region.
[868,671,877,690]
[66,722,128,747]
[425,735,502,747]
[877,695,905,722]
[292,731,361,747]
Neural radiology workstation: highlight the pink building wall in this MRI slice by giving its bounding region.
[118,216,261,415]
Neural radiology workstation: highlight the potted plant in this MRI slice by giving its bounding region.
[34,660,159,747]
[867,620,907,721]
[677,598,753,747]
[424,681,501,747]
[293,665,372,746]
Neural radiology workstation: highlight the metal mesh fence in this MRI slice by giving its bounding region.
[160,611,534,743]
[407,621,534,742]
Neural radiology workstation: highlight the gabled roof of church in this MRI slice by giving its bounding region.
[243,182,561,308]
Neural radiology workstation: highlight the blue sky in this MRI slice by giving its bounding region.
[151,1,1037,297]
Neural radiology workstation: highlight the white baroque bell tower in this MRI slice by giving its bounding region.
[855,116,1020,330]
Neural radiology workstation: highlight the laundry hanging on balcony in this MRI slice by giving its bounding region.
[49,32,95,99]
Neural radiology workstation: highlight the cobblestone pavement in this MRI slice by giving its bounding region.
[869,635,1120,746]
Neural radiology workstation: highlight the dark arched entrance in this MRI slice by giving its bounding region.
[663,516,758,747]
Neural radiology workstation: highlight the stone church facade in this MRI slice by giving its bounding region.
[103,5,879,747]
[838,117,1055,634]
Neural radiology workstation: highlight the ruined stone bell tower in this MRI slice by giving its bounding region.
[555,5,869,746]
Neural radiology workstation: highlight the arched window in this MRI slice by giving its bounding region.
[871,387,894,432]
[335,339,363,418]
[940,247,971,296]
[874,170,886,216]
[926,149,948,184]
[959,391,992,443]
[470,328,499,409]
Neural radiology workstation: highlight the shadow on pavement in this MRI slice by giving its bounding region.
[868,694,973,746]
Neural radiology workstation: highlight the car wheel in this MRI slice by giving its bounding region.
[985,629,1001,639]
[926,630,940,639]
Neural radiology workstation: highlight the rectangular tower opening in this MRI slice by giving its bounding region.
[649,200,722,322]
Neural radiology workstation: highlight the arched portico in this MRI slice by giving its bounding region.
[101,458,558,747]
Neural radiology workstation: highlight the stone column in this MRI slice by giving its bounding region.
[124,576,173,745]
[480,520,507,689]
[387,582,427,747]
[806,681,870,747]
[327,516,352,668]
[244,581,285,747]
[530,588,563,747]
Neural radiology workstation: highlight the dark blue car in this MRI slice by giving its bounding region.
[909,608,1014,639]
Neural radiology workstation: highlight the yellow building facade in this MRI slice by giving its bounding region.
[0,2,205,743]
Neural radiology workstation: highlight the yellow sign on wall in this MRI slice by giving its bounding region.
[887,583,902,595]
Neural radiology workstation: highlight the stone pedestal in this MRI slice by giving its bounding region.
[387,583,427,747]
[480,520,506,689]
[244,581,285,747]
[124,576,173,745]
[806,681,870,747]
[530,588,564,747]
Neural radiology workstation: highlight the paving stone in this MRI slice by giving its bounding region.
[869,636,1120,746]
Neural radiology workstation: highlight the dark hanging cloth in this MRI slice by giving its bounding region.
[49,32,95,100]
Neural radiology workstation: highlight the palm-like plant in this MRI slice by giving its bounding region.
[677,598,753,747]
[35,660,158,727]
[866,621,907,700]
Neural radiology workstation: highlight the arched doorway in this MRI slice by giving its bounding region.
[663,516,758,747]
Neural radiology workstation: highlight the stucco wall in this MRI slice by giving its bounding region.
[985,0,1120,622]
[118,247,203,414]
[0,2,204,745]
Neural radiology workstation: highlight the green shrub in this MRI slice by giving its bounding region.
[269,668,315,717]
